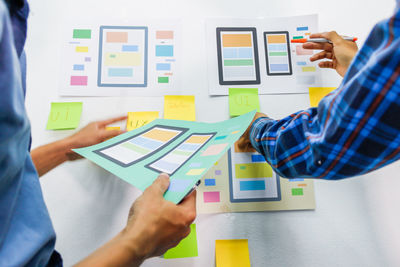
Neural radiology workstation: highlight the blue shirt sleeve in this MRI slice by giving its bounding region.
[250,10,400,180]
[0,2,57,266]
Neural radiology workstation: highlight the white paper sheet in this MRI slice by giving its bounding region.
[206,14,320,95]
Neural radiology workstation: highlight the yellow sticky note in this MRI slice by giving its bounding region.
[215,239,251,267]
[126,111,159,131]
[164,95,196,121]
[308,87,336,107]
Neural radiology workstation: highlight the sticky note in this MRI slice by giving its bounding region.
[106,127,121,131]
[215,239,251,267]
[203,191,220,203]
[126,111,159,131]
[308,87,336,107]
[46,102,83,130]
[164,224,198,259]
[229,88,260,117]
[164,95,196,121]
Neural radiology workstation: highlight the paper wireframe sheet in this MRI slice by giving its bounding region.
[196,143,316,213]
[74,111,256,204]
[206,14,319,95]
[60,20,182,96]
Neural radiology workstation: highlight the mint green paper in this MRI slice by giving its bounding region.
[73,111,256,204]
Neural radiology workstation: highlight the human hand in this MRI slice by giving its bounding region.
[302,31,358,77]
[124,174,196,260]
[236,112,268,153]
[66,116,127,160]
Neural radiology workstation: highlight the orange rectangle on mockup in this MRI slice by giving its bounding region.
[156,31,174,39]
[267,35,287,43]
[106,32,128,43]
[222,34,252,47]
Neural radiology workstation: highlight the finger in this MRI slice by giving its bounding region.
[99,116,128,127]
[150,173,170,195]
[318,61,335,69]
[101,129,125,140]
[319,31,344,45]
[308,32,325,39]
[302,42,333,52]
[179,190,197,222]
[310,51,333,62]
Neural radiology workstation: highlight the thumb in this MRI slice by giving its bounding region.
[320,31,343,45]
[151,173,170,195]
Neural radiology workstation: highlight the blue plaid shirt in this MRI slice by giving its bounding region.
[250,8,400,180]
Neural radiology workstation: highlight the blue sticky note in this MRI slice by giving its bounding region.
[204,178,216,186]
[156,45,174,57]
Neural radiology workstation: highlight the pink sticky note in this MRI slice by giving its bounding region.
[203,191,220,203]
[296,45,313,56]
[201,144,228,156]
[70,76,88,86]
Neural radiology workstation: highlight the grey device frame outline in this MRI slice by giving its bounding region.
[93,125,189,167]
[263,31,293,76]
[228,149,282,203]
[216,27,261,85]
[97,26,148,87]
[145,132,217,176]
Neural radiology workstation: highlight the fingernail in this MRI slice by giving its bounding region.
[159,173,170,180]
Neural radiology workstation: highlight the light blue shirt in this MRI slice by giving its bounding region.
[0,1,56,266]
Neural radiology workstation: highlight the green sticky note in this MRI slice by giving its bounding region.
[46,102,83,130]
[292,188,304,196]
[229,88,260,117]
[158,77,169,83]
[164,224,198,259]
[73,29,91,39]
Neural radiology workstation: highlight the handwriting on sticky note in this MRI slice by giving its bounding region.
[229,88,260,117]
[164,95,196,121]
[164,224,198,259]
[46,102,83,130]
[215,239,251,267]
[126,111,159,131]
[308,87,336,107]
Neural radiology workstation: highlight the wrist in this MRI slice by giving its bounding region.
[62,136,80,161]
[118,227,149,264]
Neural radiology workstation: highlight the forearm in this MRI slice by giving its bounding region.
[74,231,146,267]
[31,137,75,177]
[249,111,326,179]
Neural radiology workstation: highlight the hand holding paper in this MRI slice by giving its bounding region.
[126,174,196,258]
[66,116,126,160]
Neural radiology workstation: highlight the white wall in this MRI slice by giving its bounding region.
[25,0,400,266]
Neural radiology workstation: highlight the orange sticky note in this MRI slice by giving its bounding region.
[308,87,336,107]
[164,95,196,121]
[215,239,251,267]
[126,112,159,131]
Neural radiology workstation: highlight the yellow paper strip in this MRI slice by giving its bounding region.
[76,46,89,53]
[302,66,316,72]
